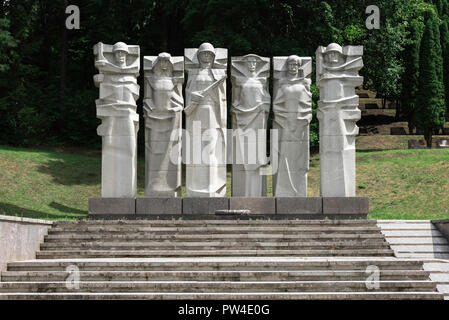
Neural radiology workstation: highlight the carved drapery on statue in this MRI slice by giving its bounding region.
[316,43,363,197]
[272,56,312,197]
[143,53,184,197]
[93,42,140,198]
[184,43,227,197]
[231,54,270,197]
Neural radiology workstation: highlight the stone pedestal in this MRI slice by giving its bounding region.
[316,43,363,197]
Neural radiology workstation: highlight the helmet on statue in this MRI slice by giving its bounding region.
[113,42,129,53]
[198,42,215,57]
[324,43,343,54]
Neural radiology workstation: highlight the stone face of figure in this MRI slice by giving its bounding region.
[114,50,127,67]
[112,42,129,68]
[246,57,257,73]
[325,50,343,66]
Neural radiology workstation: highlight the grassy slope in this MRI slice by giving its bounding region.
[0,142,448,220]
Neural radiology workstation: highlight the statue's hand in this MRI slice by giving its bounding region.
[191,91,204,103]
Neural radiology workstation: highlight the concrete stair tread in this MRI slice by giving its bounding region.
[56,220,379,225]
[48,226,382,233]
[44,233,386,240]
[0,292,442,300]
[35,249,395,258]
[1,270,431,281]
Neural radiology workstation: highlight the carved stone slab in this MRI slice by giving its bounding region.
[184,43,228,197]
[231,54,270,197]
[272,55,312,197]
[316,43,363,197]
[93,42,140,198]
[143,53,184,197]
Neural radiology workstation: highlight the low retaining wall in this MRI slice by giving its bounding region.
[0,215,53,272]
[433,219,449,242]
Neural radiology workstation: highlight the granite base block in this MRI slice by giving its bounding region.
[276,197,322,214]
[136,197,182,215]
[229,197,276,214]
[88,198,135,215]
[182,198,229,214]
[322,197,369,215]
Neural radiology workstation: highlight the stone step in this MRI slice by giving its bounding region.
[55,219,379,226]
[395,253,449,259]
[377,223,435,230]
[44,233,386,241]
[381,230,443,237]
[386,237,448,245]
[0,292,442,300]
[39,240,390,250]
[0,270,431,282]
[390,245,449,253]
[8,258,424,272]
[0,280,437,293]
[35,249,395,259]
[47,226,382,234]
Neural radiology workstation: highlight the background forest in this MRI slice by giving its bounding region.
[0,0,448,150]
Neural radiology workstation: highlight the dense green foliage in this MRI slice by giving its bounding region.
[440,19,449,119]
[401,21,421,133]
[415,9,446,146]
[0,0,446,148]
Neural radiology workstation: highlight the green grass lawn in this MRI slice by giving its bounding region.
[0,143,448,220]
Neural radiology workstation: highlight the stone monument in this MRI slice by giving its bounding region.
[93,42,140,198]
[143,52,184,197]
[316,43,363,197]
[231,54,270,197]
[184,43,228,197]
[272,55,312,197]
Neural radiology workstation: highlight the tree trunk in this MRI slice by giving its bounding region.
[394,99,401,121]
[424,129,432,148]
[382,96,386,109]
[408,122,414,135]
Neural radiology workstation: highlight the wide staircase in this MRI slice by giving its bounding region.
[0,219,443,299]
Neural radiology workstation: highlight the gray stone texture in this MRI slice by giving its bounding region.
[276,197,322,214]
[0,215,53,272]
[136,197,182,215]
[322,197,369,214]
[88,198,136,215]
[230,197,276,214]
[182,197,229,214]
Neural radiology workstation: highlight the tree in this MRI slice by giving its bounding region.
[416,10,446,147]
[401,20,421,133]
[440,19,449,120]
